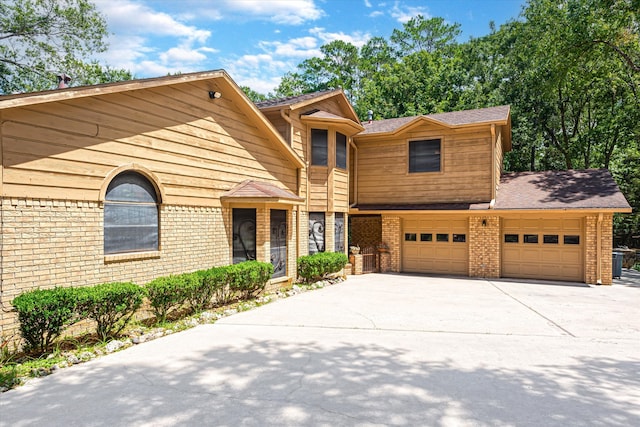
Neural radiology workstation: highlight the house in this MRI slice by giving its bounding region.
[0,70,631,343]
[349,107,631,284]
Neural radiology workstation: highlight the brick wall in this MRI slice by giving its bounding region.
[381,215,401,272]
[350,215,381,247]
[585,214,614,285]
[468,216,500,278]
[0,197,228,340]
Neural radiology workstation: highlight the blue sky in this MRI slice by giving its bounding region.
[93,0,525,94]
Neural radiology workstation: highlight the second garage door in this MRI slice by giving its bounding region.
[502,218,584,282]
[402,217,468,275]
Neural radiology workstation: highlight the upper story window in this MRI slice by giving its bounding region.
[336,132,347,169]
[409,139,441,173]
[104,171,159,255]
[311,129,328,166]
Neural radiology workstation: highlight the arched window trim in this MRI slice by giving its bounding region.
[102,165,162,257]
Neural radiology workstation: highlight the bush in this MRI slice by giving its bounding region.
[228,261,274,300]
[145,275,192,323]
[185,271,216,312]
[77,282,145,340]
[12,287,80,354]
[298,252,348,283]
[201,267,234,306]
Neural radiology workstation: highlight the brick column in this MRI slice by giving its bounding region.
[381,215,401,272]
[349,254,363,274]
[469,216,500,278]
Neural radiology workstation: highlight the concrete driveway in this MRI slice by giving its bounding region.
[1,274,639,427]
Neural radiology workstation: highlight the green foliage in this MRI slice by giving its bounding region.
[12,287,80,354]
[298,252,348,283]
[0,0,115,94]
[145,275,191,323]
[206,267,235,306]
[227,261,274,300]
[76,282,145,341]
[185,270,216,312]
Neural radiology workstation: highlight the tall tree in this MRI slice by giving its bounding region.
[390,16,461,55]
[0,0,113,93]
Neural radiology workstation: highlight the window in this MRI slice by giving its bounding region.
[564,235,580,245]
[335,213,345,252]
[311,129,328,166]
[453,234,466,243]
[104,171,159,255]
[309,212,325,254]
[409,139,441,173]
[524,234,539,244]
[504,234,519,243]
[420,233,433,242]
[233,209,256,263]
[436,233,449,242]
[270,210,287,278]
[336,132,347,169]
[543,234,559,244]
[405,233,417,241]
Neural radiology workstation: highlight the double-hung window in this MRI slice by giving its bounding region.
[409,139,441,173]
[311,129,328,166]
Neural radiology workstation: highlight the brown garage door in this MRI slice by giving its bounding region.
[402,217,468,275]
[502,218,584,282]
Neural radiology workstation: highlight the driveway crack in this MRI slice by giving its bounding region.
[487,280,576,337]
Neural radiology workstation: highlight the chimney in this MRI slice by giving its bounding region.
[367,110,373,124]
[57,73,71,89]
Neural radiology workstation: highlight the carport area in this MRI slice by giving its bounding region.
[1,274,639,426]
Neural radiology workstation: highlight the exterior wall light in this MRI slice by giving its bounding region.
[208,91,222,99]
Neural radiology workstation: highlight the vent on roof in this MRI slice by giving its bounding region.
[57,73,71,89]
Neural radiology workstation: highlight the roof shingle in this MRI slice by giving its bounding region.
[494,169,631,210]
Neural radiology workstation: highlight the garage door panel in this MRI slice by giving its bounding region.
[402,216,468,276]
[502,218,583,282]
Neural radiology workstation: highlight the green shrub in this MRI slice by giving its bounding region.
[185,271,216,312]
[77,282,145,340]
[145,275,191,323]
[202,267,234,306]
[298,252,348,283]
[12,287,80,354]
[228,261,274,300]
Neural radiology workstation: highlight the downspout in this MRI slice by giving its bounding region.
[349,140,358,206]
[596,213,603,285]
[491,124,497,201]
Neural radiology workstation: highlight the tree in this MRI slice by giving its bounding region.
[390,16,461,55]
[0,0,111,94]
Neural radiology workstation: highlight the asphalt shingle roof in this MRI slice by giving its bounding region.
[360,105,511,135]
[494,169,631,210]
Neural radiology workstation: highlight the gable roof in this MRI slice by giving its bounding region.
[221,180,304,204]
[0,70,305,169]
[494,169,631,211]
[360,105,511,135]
[256,89,362,127]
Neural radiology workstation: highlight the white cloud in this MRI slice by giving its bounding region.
[364,0,373,7]
[218,0,324,25]
[390,1,430,23]
[259,37,321,58]
[309,27,371,48]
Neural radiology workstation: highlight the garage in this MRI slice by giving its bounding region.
[402,216,468,275]
[502,217,584,282]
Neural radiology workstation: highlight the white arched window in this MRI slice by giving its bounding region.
[104,171,159,254]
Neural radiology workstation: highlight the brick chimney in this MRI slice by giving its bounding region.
[57,73,71,89]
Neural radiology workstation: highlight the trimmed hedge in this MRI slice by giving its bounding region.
[12,287,80,353]
[227,261,274,300]
[145,274,193,323]
[298,252,348,283]
[77,282,145,340]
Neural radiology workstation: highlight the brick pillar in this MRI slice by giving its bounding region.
[469,216,500,278]
[585,215,597,284]
[585,214,613,285]
[381,215,401,272]
[325,212,335,253]
[256,207,269,264]
[349,254,363,274]
[601,214,613,285]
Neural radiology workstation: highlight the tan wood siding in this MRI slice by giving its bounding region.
[333,169,349,211]
[308,166,328,211]
[402,216,469,275]
[502,217,584,282]
[355,127,493,204]
[1,84,297,206]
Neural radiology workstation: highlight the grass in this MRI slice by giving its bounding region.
[0,277,343,392]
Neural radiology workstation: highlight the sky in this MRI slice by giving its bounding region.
[93,0,526,94]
